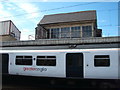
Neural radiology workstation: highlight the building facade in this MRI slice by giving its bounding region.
[0,20,21,41]
[35,10,102,39]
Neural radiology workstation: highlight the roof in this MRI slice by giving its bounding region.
[39,10,97,25]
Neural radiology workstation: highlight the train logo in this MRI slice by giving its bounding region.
[23,67,47,72]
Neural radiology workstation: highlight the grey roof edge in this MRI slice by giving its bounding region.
[0,20,11,23]
[39,19,96,25]
[43,10,96,17]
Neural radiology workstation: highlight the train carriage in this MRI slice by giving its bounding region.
[1,48,120,79]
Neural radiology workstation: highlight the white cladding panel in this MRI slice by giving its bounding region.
[9,52,66,78]
[0,20,21,40]
[10,21,21,40]
[0,21,10,35]
[84,50,118,79]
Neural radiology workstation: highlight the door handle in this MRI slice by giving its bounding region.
[33,58,35,60]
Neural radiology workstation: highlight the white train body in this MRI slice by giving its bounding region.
[9,51,66,78]
[1,48,120,79]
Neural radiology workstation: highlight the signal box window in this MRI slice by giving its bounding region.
[16,56,32,65]
[82,26,92,37]
[37,56,56,66]
[94,55,110,67]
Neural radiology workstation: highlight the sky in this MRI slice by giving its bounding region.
[0,0,119,40]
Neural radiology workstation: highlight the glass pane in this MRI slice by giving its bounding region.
[37,56,45,58]
[95,55,109,59]
[36,56,56,66]
[51,28,59,38]
[16,56,23,58]
[82,26,92,37]
[24,56,32,59]
[61,27,70,38]
[16,56,32,65]
[71,26,81,38]
[94,55,110,67]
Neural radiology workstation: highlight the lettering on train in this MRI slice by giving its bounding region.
[23,67,47,72]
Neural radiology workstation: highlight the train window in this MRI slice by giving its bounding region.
[94,55,110,67]
[16,56,32,65]
[47,56,56,58]
[36,56,56,66]
[37,56,45,58]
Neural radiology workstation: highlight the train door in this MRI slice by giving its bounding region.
[66,53,83,78]
[0,53,9,74]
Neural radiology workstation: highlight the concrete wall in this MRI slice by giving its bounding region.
[1,36,119,47]
[0,35,17,42]
[1,44,119,50]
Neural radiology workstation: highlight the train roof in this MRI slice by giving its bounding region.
[0,48,119,53]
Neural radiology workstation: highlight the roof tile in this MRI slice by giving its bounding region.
[39,10,96,24]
